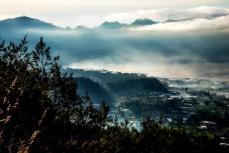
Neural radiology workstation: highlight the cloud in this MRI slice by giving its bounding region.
[1,8,229,80]
[130,15,229,32]
[106,6,229,23]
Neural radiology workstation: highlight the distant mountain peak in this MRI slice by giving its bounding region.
[99,21,127,29]
[14,16,33,20]
[130,18,158,26]
[164,18,194,23]
[0,16,58,29]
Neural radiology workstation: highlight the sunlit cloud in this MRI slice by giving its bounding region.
[130,15,229,32]
[106,6,229,23]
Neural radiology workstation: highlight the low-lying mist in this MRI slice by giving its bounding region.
[1,24,229,81]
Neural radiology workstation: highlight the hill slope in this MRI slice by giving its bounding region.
[108,78,169,95]
[75,77,114,104]
[0,16,58,30]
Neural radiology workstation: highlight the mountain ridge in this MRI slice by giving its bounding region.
[0,16,161,30]
[0,16,59,30]
[130,18,158,26]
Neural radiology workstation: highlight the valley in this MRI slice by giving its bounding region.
[69,68,229,131]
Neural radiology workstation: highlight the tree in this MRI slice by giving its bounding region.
[32,37,51,75]
[0,37,110,153]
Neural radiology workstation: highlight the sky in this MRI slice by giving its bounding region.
[0,0,229,80]
[0,0,229,27]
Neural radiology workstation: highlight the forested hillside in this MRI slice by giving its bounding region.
[75,77,114,104]
[108,78,169,95]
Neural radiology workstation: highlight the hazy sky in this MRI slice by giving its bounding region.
[0,0,229,27]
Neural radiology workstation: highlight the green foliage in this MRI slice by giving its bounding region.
[0,37,110,153]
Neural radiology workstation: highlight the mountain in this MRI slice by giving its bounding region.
[108,78,169,95]
[0,16,58,30]
[75,77,114,104]
[99,21,127,29]
[130,18,158,26]
[66,68,147,85]
[0,16,159,32]
[164,18,194,23]
[98,19,158,29]
[68,68,169,97]
[75,25,91,31]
